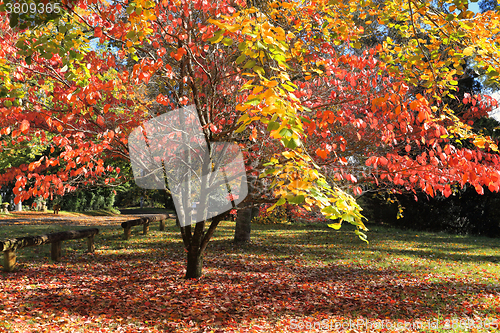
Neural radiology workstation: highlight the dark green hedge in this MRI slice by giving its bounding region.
[359,186,500,237]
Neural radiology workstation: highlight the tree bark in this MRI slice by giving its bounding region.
[185,247,203,279]
[234,206,253,243]
[183,213,226,279]
[234,173,259,244]
[184,220,205,279]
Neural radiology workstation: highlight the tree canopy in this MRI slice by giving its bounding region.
[3,0,500,277]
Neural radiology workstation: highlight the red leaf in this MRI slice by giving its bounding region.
[97,116,105,127]
[95,26,103,38]
[157,47,166,57]
[171,47,186,61]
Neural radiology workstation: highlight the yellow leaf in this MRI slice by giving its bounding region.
[463,46,474,56]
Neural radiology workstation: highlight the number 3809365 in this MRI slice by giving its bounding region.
[6,2,61,14]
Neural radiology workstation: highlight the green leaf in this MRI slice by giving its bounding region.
[245,98,260,106]
[126,4,135,14]
[322,205,341,217]
[267,121,280,131]
[58,24,67,34]
[341,214,354,223]
[222,38,233,46]
[355,229,369,243]
[243,60,255,69]
[208,30,224,43]
[279,128,293,138]
[126,30,136,40]
[299,116,312,124]
[287,137,301,149]
[15,39,27,50]
[234,124,247,133]
[9,15,19,28]
[238,41,248,51]
[276,197,286,206]
[235,54,246,64]
[264,168,275,176]
[288,195,305,204]
[253,66,265,75]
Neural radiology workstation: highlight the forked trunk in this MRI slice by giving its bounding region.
[181,214,225,279]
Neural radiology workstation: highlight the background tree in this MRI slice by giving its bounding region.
[480,0,498,12]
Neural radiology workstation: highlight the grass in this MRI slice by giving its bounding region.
[0,220,499,332]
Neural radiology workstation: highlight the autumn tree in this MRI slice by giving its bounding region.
[4,0,500,278]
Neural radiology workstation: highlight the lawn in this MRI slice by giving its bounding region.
[0,220,499,332]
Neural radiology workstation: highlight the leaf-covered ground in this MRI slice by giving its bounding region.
[0,215,499,332]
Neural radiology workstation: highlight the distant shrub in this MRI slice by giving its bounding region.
[359,186,500,237]
[56,187,116,212]
[252,204,290,225]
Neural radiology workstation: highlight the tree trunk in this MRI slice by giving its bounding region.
[185,248,203,279]
[233,172,259,244]
[252,206,259,220]
[181,213,226,279]
[234,207,253,243]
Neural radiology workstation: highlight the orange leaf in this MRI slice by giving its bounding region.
[316,148,328,159]
[20,120,30,133]
[250,128,257,141]
[171,47,186,61]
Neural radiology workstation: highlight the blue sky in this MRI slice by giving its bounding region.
[469,1,480,13]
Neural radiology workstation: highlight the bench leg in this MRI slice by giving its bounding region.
[3,250,16,272]
[143,223,149,235]
[159,220,165,231]
[87,235,95,253]
[124,227,131,240]
[51,241,62,261]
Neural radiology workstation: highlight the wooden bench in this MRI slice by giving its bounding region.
[121,214,176,240]
[1,228,99,272]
